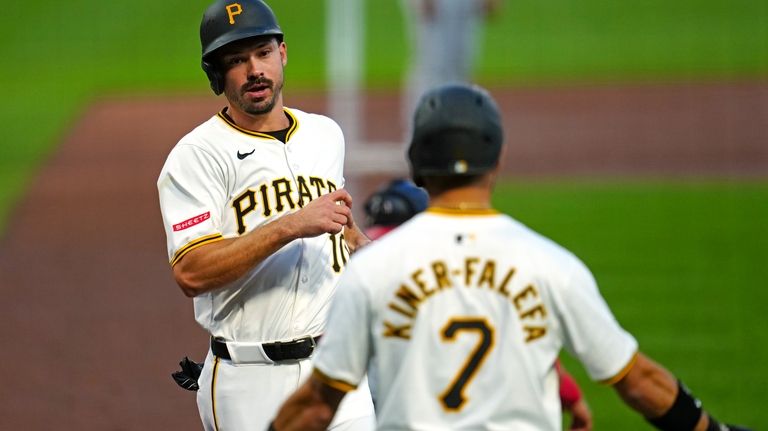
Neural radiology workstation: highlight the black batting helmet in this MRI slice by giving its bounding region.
[200,0,283,95]
[364,179,429,227]
[407,83,503,182]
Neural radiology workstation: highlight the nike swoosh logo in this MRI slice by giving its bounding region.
[237,149,256,160]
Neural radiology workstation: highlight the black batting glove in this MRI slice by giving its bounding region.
[171,356,204,391]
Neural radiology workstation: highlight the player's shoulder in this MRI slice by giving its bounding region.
[285,107,343,134]
[180,113,226,143]
[169,113,234,156]
[421,208,585,269]
[500,214,596,285]
[159,115,229,174]
[503,214,585,264]
[163,113,216,151]
[428,210,595,289]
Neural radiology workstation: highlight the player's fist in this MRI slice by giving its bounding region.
[566,398,592,431]
[287,189,353,237]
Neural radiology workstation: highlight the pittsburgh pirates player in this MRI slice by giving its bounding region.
[157,1,374,430]
[362,178,593,430]
[271,84,751,430]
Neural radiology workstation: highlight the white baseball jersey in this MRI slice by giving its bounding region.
[158,107,350,342]
[314,208,638,430]
[157,107,375,431]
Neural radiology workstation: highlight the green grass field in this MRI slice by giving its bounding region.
[0,1,765,427]
[1,0,766,229]
[493,180,768,429]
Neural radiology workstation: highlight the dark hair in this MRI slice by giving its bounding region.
[419,174,485,196]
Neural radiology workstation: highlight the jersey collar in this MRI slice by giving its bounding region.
[217,107,299,142]
[426,207,499,216]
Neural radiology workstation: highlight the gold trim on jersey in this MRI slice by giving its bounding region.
[170,233,224,266]
[216,108,299,141]
[600,351,639,385]
[211,355,221,431]
[312,368,357,393]
[426,207,499,216]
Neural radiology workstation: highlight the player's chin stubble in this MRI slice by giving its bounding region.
[229,78,284,116]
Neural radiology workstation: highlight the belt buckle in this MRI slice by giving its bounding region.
[284,335,313,347]
[268,336,316,361]
[294,335,316,356]
[305,336,317,357]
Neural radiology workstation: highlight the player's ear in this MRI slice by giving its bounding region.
[280,41,288,66]
[496,141,508,171]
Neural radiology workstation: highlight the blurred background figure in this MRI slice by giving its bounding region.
[400,0,503,134]
[362,178,593,430]
[363,178,429,240]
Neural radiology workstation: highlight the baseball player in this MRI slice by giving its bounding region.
[156,1,375,430]
[362,178,593,430]
[270,84,751,430]
[400,0,502,134]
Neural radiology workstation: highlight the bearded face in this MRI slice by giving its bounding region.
[220,36,286,116]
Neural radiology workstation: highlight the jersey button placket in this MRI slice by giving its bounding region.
[283,146,300,172]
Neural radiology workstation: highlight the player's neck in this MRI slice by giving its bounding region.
[430,186,493,211]
[225,101,289,133]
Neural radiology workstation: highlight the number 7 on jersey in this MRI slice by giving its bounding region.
[439,317,495,411]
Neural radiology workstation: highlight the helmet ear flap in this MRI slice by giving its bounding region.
[201,59,224,95]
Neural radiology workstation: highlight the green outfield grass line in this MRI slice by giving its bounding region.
[1,0,766,232]
[493,181,767,429]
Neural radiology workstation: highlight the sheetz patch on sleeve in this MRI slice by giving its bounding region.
[173,211,211,231]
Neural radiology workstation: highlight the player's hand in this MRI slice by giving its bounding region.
[287,189,353,238]
[343,219,371,253]
[566,398,592,431]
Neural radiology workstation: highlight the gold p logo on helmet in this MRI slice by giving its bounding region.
[226,3,243,24]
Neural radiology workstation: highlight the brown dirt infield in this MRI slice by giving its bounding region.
[0,81,765,430]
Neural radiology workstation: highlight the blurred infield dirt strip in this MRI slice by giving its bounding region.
[0,81,766,430]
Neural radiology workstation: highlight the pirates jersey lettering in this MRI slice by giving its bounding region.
[231,175,337,235]
[314,209,638,430]
[383,257,548,343]
[157,107,349,342]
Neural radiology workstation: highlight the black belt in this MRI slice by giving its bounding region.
[211,335,321,362]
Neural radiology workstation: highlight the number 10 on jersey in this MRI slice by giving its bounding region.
[329,232,349,273]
